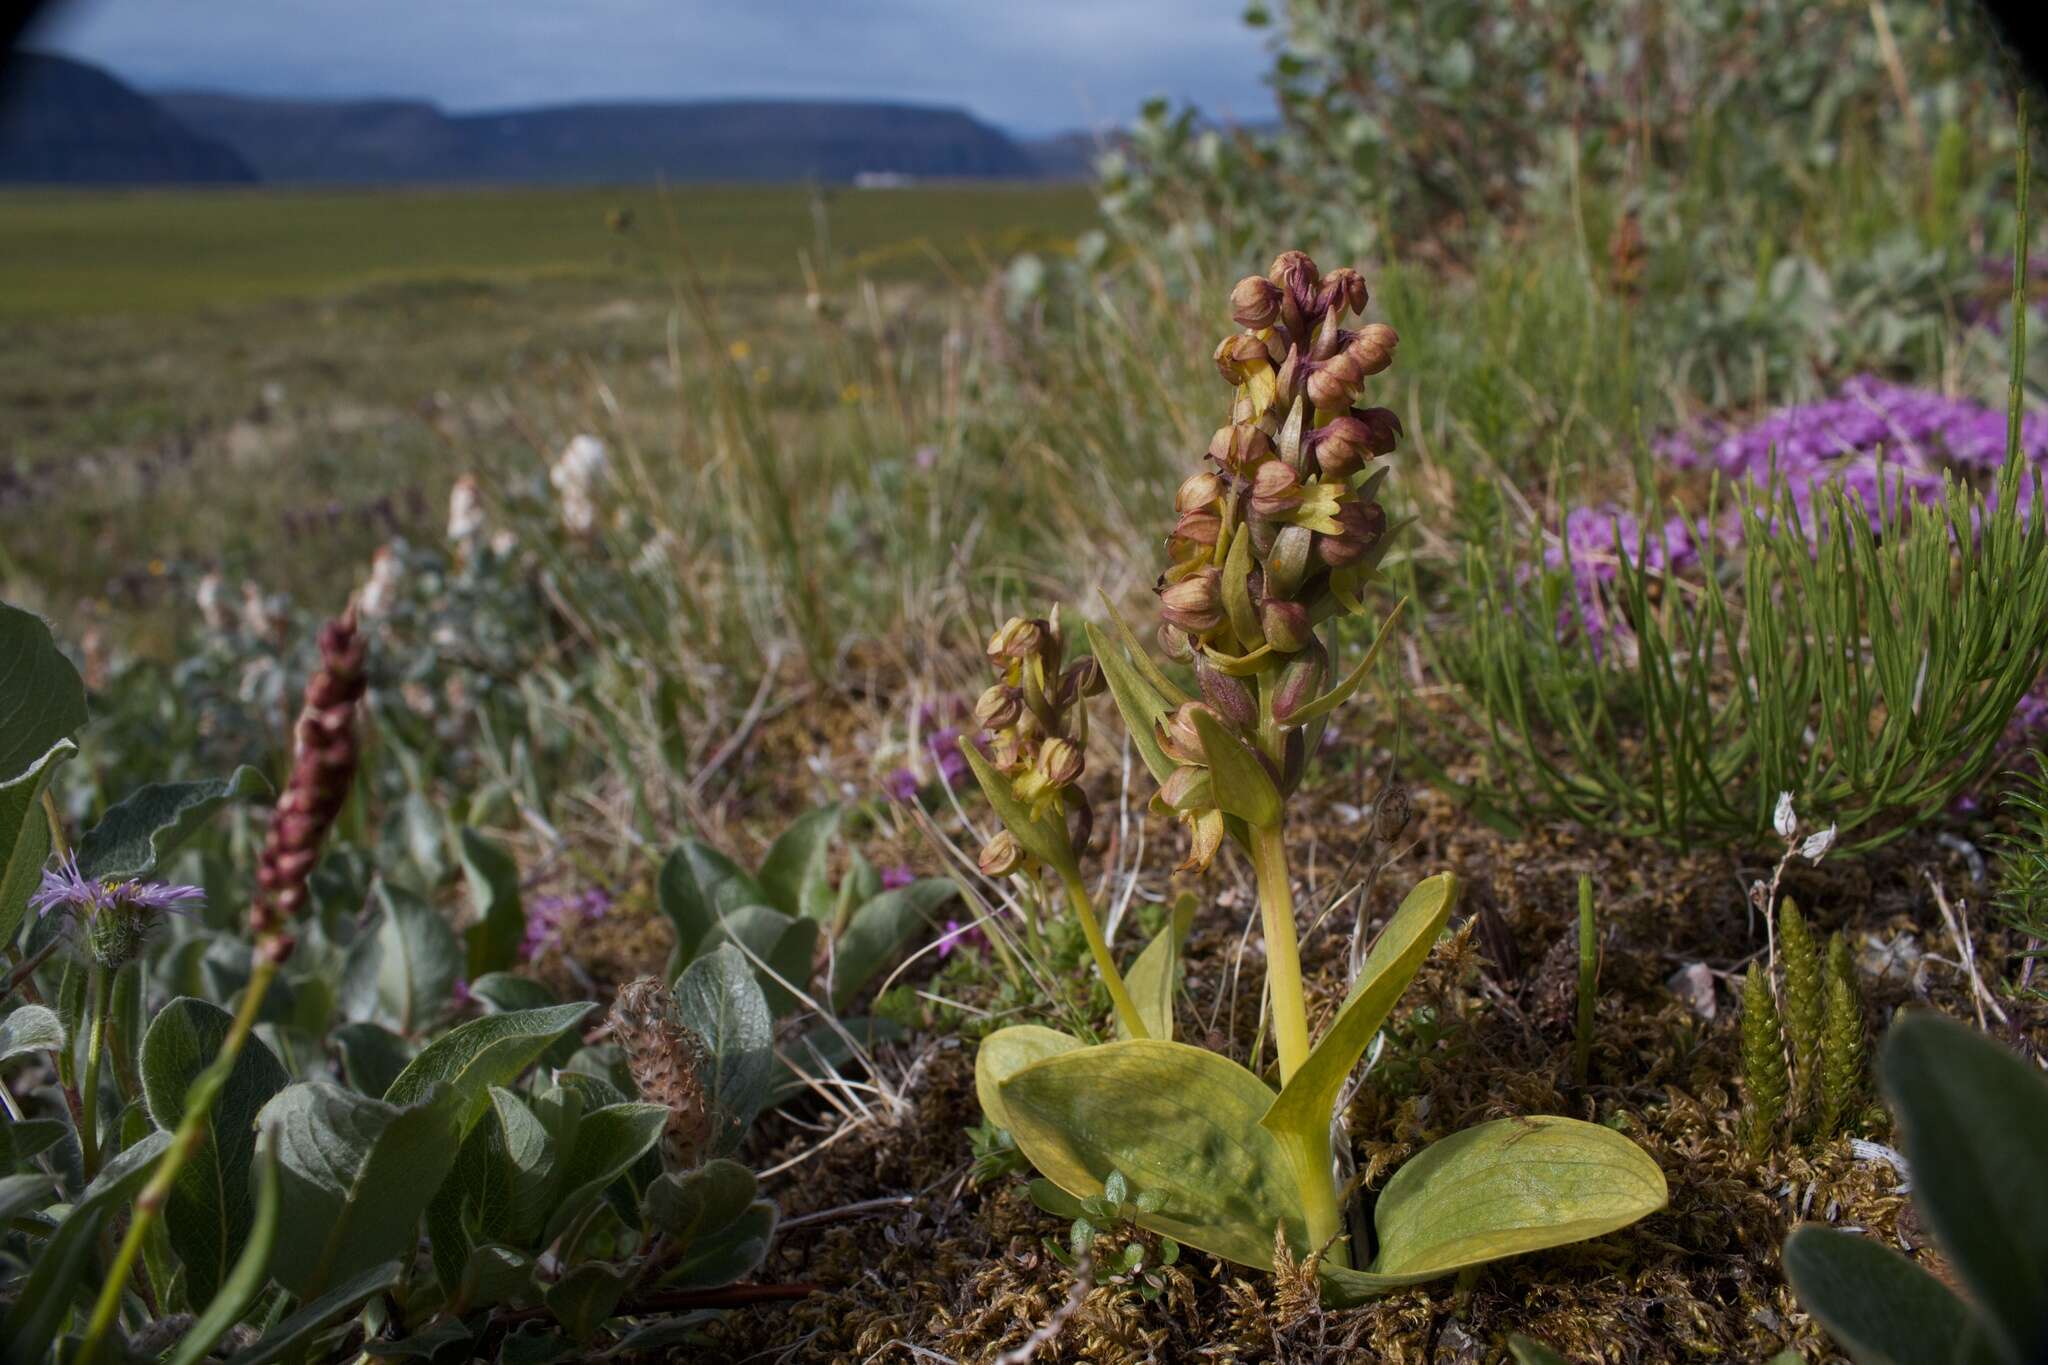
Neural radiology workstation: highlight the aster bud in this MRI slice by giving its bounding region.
[978,830,1025,878]
[1230,274,1283,329]
[1177,470,1225,513]
[1259,597,1313,653]
[975,684,1023,732]
[1249,460,1302,520]
[1207,423,1273,473]
[1343,322,1398,376]
[1213,333,1270,385]
[1271,638,1330,722]
[1158,567,1224,634]
[1193,654,1258,731]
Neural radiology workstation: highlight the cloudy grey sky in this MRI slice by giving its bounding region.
[24,1,1278,136]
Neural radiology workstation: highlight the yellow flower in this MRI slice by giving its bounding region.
[727,339,752,362]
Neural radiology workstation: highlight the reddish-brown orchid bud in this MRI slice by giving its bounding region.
[1156,764,1215,814]
[1304,409,1395,480]
[1271,637,1330,722]
[1039,736,1084,788]
[1059,656,1104,703]
[1314,267,1369,321]
[975,683,1023,732]
[1260,597,1313,653]
[1158,567,1224,634]
[978,830,1025,878]
[1157,624,1194,663]
[1213,333,1270,385]
[1343,323,1398,376]
[1230,274,1283,329]
[1169,510,1222,559]
[1249,460,1302,520]
[1158,700,1219,764]
[986,616,1046,669]
[1305,351,1366,411]
[1313,499,1388,570]
[1193,654,1258,731]
[1267,250,1320,312]
[1207,424,1272,473]
[1177,469,1225,513]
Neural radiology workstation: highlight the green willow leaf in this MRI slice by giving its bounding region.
[999,1039,1305,1269]
[758,806,840,920]
[333,1021,415,1097]
[1782,1224,1994,1365]
[256,1080,466,1299]
[658,840,768,972]
[168,1134,283,1365]
[645,1158,757,1242]
[1879,1010,2048,1362]
[673,944,773,1155]
[545,1260,634,1343]
[830,877,956,1011]
[973,1024,1082,1135]
[345,882,463,1035]
[457,828,525,980]
[703,903,816,1016]
[76,766,271,881]
[1118,895,1195,1042]
[1262,874,1456,1161]
[140,997,290,1307]
[1191,708,1280,829]
[0,602,89,788]
[0,1004,63,1065]
[1319,1116,1667,1303]
[222,1260,404,1365]
[666,1198,777,1289]
[384,1001,595,1132]
[540,1102,670,1246]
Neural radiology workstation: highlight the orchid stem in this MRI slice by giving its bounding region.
[1249,824,1310,1083]
[1057,868,1149,1040]
[77,947,282,1365]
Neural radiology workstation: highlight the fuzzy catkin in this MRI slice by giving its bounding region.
[1740,963,1789,1159]
[1778,899,1825,1114]
[609,976,714,1171]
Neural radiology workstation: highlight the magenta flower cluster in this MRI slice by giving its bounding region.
[520,885,612,961]
[883,698,973,803]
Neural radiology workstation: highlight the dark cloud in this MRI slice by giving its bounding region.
[25,0,1277,134]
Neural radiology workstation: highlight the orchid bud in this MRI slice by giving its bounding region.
[1159,701,1218,764]
[1273,343,1305,406]
[1158,567,1224,634]
[1305,351,1366,411]
[1230,274,1283,329]
[1059,657,1104,703]
[1180,808,1226,873]
[1156,764,1215,814]
[978,830,1025,878]
[1194,654,1258,731]
[1343,323,1398,376]
[1168,510,1222,566]
[1264,524,1314,600]
[975,684,1023,732]
[1040,737,1084,789]
[1157,624,1194,663]
[1314,267,1368,320]
[1259,597,1312,653]
[1267,250,1320,312]
[1305,409,1395,480]
[1208,423,1272,473]
[1177,470,1225,513]
[1313,499,1386,570]
[1249,460,1302,521]
[986,616,1044,670]
[1271,638,1330,722]
[1309,308,1345,362]
[1214,333,1270,385]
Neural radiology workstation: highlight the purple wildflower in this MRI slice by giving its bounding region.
[926,726,970,788]
[883,768,921,803]
[935,918,986,959]
[30,853,203,968]
[881,864,916,890]
[519,885,612,962]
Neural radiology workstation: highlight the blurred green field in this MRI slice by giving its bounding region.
[0,182,1099,318]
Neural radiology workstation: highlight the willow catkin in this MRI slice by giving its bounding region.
[610,976,714,1171]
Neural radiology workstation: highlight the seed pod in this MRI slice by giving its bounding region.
[1158,567,1224,634]
[978,830,1025,878]
[1214,333,1270,385]
[1271,638,1330,722]
[1260,597,1312,653]
[975,684,1023,732]
[1194,654,1258,731]
[1740,964,1789,1161]
[1230,274,1283,329]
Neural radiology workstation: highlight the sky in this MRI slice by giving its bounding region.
[24,0,1279,137]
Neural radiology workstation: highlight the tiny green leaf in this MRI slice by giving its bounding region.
[759,806,840,920]
[384,1001,595,1132]
[0,1004,63,1065]
[673,943,774,1153]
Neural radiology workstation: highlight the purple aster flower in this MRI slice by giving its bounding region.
[30,852,203,969]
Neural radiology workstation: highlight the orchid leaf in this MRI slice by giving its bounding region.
[1281,598,1407,725]
[1093,589,1192,709]
[1222,527,1263,647]
[1191,707,1280,829]
[1082,620,1179,786]
[958,738,1074,874]
[973,1024,1082,1135]
[1118,894,1195,1042]
[998,1039,1305,1269]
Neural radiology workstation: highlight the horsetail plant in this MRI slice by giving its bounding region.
[965,253,1665,1305]
[1740,900,1868,1160]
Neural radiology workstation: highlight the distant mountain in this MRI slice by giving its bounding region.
[0,53,256,184]
[157,91,1041,184]
[1019,130,1114,180]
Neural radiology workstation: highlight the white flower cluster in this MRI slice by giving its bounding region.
[549,435,609,535]
[1773,791,1837,862]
